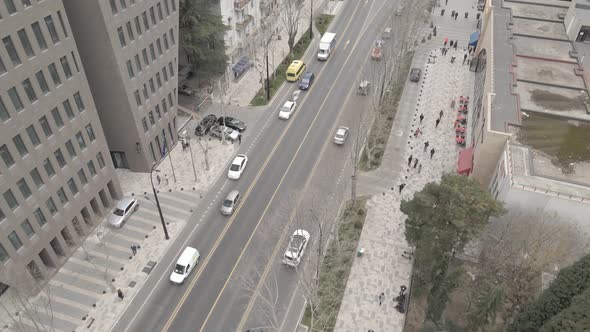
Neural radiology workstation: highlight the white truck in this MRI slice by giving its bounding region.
[317,32,336,61]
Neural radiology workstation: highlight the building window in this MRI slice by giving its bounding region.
[21,220,35,238]
[57,10,68,37]
[17,29,35,58]
[170,0,176,11]
[87,160,97,176]
[157,3,163,20]
[0,244,7,263]
[44,15,60,44]
[31,22,48,50]
[76,132,86,150]
[43,158,55,177]
[12,134,28,156]
[48,63,62,86]
[150,6,156,25]
[142,84,149,99]
[142,117,148,132]
[46,197,57,215]
[54,149,66,168]
[8,87,24,111]
[126,21,134,41]
[3,36,21,66]
[36,70,50,94]
[39,115,53,137]
[119,0,127,9]
[26,125,40,146]
[126,60,134,78]
[164,0,170,16]
[65,140,77,158]
[30,168,44,188]
[67,178,78,195]
[17,178,32,199]
[73,92,85,111]
[163,33,169,50]
[134,54,142,72]
[4,189,19,210]
[149,78,155,93]
[117,27,126,47]
[60,56,72,78]
[0,97,9,121]
[8,231,23,250]
[162,99,167,113]
[33,208,47,226]
[4,0,17,14]
[78,169,88,185]
[51,108,64,128]
[168,92,173,108]
[0,144,15,167]
[56,187,68,204]
[162,66,168,81]
[135,90,142,106]
[71,51,79,72]
[169,28,175,45]
[22,79,37,103]
[148,111,155,125]
[134,16,142,35]
[156,38,162,55]
[85,124,96,141]
[97,152,106,168]
[156,73,162,88]
[0,55,6,74]
[109,0,118,14]
[63,99,74,119]
[142,11,149,31]
[149,44,156,61]
[142,48,149,65]
[22,0,32,7]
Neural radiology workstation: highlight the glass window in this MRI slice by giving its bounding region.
[17,29,35,58]
[30,168,44,188]
[71,51,79,72]
[156,73,162,88]
[0,208,5,222]
[134,90,142,106]
[0,145,15,167]
[57,11,68,38]
[126,60,134,78]
[134,16,142,35]
[109,0,118,14]
[142,84,149,99]
[62,99,74,119]
[54,149,66,168]
[31,22,48,50]
[4,189,18,210]
[148,111,154,125]
[77,169,88,185]
[17,178,31,199]
[67,178,78,195]
[22,79,37,102]
[56,187,68,204]
[85,124,96,141]
[163,33,169,50]
[44,15,60,44]
[164,0,170,16]
[168,93,173,108]
[149,78,155,93]
[8,231,22,250]
[157,3,163,20]
[156,38,162,55]
[155,105,161,119]
[0,55,5,74]
[51,108,64,128]
[142,117,148,132]
[134,54,141,72]
[170,0,175,11]
[21,220,35,238]
[162,99,167,113]
[142,48,149,65]
[87,160,97,176]
[150,6,156,25]
[39,115,52,137]
[117,27,126,47]
[26,125,40,146]
[126,21,134,41]
[35,70,50,94]
[33,208,47,226]
[4,0,17,14]
[8,87,24,111]
[142,11,149,31]
[65,140,76,158]
[76,132,86,149]
[169,28,175,45]
[0,97,9,121]
[60,56,72,78]
[12,134,28,156]
[48,63,62,85]
[43,158,55,177]
[73,92,85,111]
[169,62,174,77]
[149,44,156,61]
[162,66,168,81]
[0,244,7,263]
[97,152,106,168]
[46,197,57,215]
[119,0,127,9]
[22,0,31,7]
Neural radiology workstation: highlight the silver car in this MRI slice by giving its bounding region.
[108,197,139,228]
[220,190,241,216]
[333,126,349,145]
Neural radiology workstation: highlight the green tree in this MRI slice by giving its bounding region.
[467,285,504,331]
[539,287,590,332]
[179,0,229,75]
[401,174,504,324]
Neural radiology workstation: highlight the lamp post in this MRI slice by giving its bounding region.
[150,164,169,240]
[309,0,314,39]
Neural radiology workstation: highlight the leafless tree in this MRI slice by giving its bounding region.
[196,137,211,171]
[280,0,303,55]
[239,269,282,331]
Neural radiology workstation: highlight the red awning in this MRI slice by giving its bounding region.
[457,147,474,175]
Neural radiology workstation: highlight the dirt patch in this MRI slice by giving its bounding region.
[530,89,583,111]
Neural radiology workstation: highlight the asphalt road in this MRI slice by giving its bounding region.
[111,0,397,331]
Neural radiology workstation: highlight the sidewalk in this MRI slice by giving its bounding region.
[334,0,479,330]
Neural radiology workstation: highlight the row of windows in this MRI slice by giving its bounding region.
[140,91,175,131]
[0,10,69,73]
[146,119,176,163]
[116,3,174,49]
[125,32,174,81]
[109,0,175,18]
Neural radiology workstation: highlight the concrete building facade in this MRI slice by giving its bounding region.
[0,0,122,292]
[63,0,180,172]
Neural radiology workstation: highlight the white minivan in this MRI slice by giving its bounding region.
[170,247,200,284]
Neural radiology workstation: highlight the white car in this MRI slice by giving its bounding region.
[333,126,349,145]
[228,154,248,180]
[282,229,310,267]
[107,197,138,228]
[278,101,297,120]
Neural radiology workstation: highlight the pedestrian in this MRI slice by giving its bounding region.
[408,155,413,166]
[156,175,161,185]
[465,11,469,19]
[455,12,458,20]
[424,141,430,152]
[451,55,456,64]
[165,175,169,185]
[238,134,242,144]
[430,148,436,159]
[444,37,448,46]
[435,118,441,128]
[379,292,385,305]
[130,245,137,256]
[398,183,406,193]
[449,40,454,47]
[117,289,124,300]
[451,10,455,17]
[413,158,419,168]
[419,113,424,123]
[414,127,422,138]
[455,40,458,49]
[418,164,422,173]
[463,53,467,64]
[439,109,444,119]
[445,0,448,4]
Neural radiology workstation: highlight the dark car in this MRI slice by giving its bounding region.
[409,68,421,82]
[194,114,217,136]
[217,116,247,132]
[299,72,315,90]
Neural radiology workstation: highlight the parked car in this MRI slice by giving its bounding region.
[409,68,422,82]
[299,72,315,90]
[282,229,310,267]
[217,116,247,132]
[178,83,197,96]
[383,27,392,40]
[108,197,138,228]
[278,101,297,120]
[333,126,349,145]
[209,124,240,141]
[194,114,217,136]
[220,190,241,215]
[228,154,248,180]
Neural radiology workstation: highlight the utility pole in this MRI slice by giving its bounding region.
[309,0,314,39]
[150,164,169,240]
[265,52,270,101]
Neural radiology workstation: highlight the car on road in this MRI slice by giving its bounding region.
[194,114,217,136]
[409,68,422,82]
[217,116,247,132]
[333,126,349,145]
[178,83,197,96]
[209,124,240,141]
[299,72,315,90]
[282,229,310,267]
[108,197,138,228]
[170,247,200,284]
[278,101,297,120]
[228,154,248,180]
[220,190,241,215]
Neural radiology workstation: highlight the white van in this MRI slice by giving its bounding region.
[317,32,336,60]
[170,247,200,284]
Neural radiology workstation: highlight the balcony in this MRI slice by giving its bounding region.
[236,15,254,30]
[234,0,251,10]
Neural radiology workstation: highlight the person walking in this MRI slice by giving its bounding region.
[444,37,448,46]
[435,118,441,128]
[117,289,124,300]
[418,164,422,173]
[238,134,242,144]
[413,158,419,168]
[379,292,385,305]
[414,127,422,137]
[439,110,444,119]
[130,245,137,256]
[424,141,430,152]
[454,40,459,48]
[445,0,448,4]
[398,183,406,193]
[408,155,413,166]
[419,113,424,123]
[430,148,436,159]
[156,175,161,185]
[463,53,468,64]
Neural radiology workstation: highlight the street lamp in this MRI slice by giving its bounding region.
[150,164,170,240]
[309,0,314,39]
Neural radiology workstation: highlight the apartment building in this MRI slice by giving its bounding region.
[62,0,180,172]
[0,0,122,292]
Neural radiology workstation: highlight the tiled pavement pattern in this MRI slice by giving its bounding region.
[334,0,478,331]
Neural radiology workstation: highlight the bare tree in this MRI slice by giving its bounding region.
[196,137,211,171]
[239,269,282,331]
[280,0,303,55]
